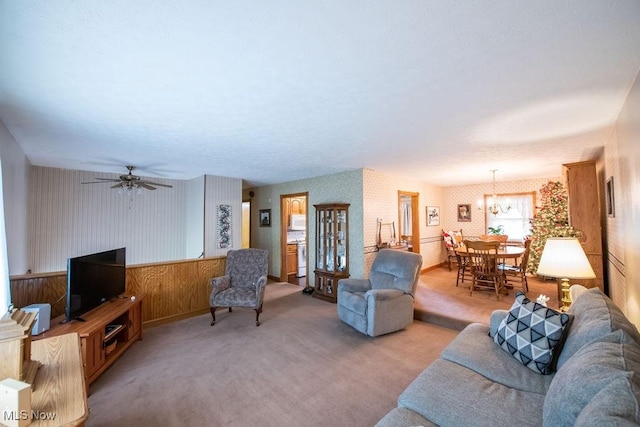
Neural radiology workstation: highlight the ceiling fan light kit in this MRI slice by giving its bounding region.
[81,165,173,196]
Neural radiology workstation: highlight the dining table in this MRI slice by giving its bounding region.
[454,244,526,290]
[454,245,525,260]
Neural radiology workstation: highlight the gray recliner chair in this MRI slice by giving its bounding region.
[337,250,423,337]
[210,248,268,326]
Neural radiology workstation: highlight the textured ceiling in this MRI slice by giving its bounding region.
[1,1,639,187]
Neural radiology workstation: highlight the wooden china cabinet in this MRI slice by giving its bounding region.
[313,203,349,303]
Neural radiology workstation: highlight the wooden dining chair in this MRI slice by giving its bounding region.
[442,230,457,271]
[499,238,532,292]
[451,230,469,287]
[479,234,509,250]
[442,230,465,280]
[463,239,505,300]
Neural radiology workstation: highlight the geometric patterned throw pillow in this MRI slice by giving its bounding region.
[494,292,572,375]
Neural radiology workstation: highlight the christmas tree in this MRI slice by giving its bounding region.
[526,181,581,274]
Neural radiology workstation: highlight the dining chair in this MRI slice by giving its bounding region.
[451,230,469,286]
[479,234,509,249]
[442,230,465,277]
[499,238,532,292]
[463,239,505,300]
[442,230,457,271]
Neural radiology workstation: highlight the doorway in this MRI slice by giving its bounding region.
[280,193,309,285]
[398,191,420,254]
[241,201,250,248]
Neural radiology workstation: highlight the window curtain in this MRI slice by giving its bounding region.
[486,194,534,241]
[401,200,412,235]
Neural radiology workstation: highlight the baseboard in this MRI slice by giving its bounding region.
[143,308,210,329]
[421,263,446,273]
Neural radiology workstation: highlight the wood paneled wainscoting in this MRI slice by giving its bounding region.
[10,257,226,328]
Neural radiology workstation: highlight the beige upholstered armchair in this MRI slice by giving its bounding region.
[337,249,423,337]
[210,248,268,326]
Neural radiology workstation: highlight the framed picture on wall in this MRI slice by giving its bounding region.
[457,204,472,222]
[259,209,271,227]
[606,177,615,218]
[426,206,440,226]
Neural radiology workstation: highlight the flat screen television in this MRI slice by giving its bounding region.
[66,248,126,322]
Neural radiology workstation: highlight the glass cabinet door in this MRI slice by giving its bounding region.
[336,208,348,272]
[315,204,348,274]
[314,203,349,303]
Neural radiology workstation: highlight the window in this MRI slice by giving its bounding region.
[0,161,10,312]
[485,192,536,241]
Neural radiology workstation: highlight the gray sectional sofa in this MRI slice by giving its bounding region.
[376,287,640,427]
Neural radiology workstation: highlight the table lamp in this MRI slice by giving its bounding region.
[536,237,596,312]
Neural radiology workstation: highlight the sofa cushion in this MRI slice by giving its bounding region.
[490,309,509,337]
[557,288,640,369]
[543,329,640,427]
[374,407,437,427]
[574,377,640,426]
[442,323,553,394]
[398,358,545,427]
[494,292,571,374]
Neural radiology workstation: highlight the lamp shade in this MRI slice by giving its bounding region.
[536,237,596,279]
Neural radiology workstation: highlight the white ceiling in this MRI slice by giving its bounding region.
[1,1,639,187]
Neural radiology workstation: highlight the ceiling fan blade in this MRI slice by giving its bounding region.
[81,181,118,184]
[80,166,174,192]
[140,181,173,188]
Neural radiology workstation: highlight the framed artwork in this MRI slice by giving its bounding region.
[259,209,271,227]
[217,204,232,249]
[457,204,472,222]
[426,206,440,226]
[606,177,615,218]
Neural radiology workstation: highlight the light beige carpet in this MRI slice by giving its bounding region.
[87,282,458,427]
[414,267,562,330]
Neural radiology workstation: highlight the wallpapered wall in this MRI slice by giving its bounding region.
[362,169,444,273]
[0,125,29,274]
[203,174,243,258]
[606,68,640,326]
[249,169,364,282]
[602,129,624,310]
[27,167,193,272]
[23,167,239,273]
[441,176,563,238]
[251,168,567,281]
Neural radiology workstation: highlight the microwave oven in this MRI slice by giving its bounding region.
[289,214,306,230]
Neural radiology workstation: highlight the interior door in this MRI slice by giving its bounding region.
[280,192,309,284]
[398,191,420,254]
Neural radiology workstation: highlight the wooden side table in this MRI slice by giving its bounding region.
[30,333,89,426]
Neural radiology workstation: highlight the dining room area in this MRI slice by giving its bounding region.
[413,264,561,331]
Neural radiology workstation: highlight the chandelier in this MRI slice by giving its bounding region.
[479,169,511,216]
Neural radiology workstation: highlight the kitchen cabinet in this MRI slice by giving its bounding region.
[286,244,298,276]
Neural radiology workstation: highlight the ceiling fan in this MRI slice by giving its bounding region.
[81,165,173,191]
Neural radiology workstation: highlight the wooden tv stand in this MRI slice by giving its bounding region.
[34,295,143,387]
